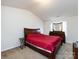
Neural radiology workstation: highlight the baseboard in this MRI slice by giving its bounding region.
[1,45,20,52]
[66,41,73,44]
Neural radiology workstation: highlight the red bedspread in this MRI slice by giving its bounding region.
[26,33,61,51]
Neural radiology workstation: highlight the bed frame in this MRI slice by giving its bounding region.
[24,28,65,59]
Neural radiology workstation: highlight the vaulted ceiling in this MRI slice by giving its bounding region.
[2,0,78,20]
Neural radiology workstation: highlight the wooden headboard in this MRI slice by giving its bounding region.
[24,28,40,39]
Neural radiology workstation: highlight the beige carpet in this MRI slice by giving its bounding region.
[1,43,73,59]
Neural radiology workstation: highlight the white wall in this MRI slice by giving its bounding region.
[43,21,51,35]
[44,16,78,43]
[1,6,44,51]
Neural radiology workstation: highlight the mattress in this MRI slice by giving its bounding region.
[26,33,62,52]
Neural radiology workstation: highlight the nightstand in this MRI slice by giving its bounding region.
[73,41,78,59]
[19,38,25,49]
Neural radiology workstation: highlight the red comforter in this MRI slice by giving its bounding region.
[26,33,62,51]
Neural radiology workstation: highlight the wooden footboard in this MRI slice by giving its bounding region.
[49,31,66,43]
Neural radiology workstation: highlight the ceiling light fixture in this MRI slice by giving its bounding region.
[34,0,52,6]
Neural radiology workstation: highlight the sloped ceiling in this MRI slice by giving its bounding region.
[2,0,78,20]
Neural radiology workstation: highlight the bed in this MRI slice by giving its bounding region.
[24,28,65,59]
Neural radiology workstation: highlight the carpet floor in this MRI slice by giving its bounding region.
[1,43,73,59]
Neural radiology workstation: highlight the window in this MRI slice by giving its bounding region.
[53,22,62,31]
[50,21,67,36]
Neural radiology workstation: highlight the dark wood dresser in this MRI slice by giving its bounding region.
[73,42,78,59]
[49,31,66,43]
